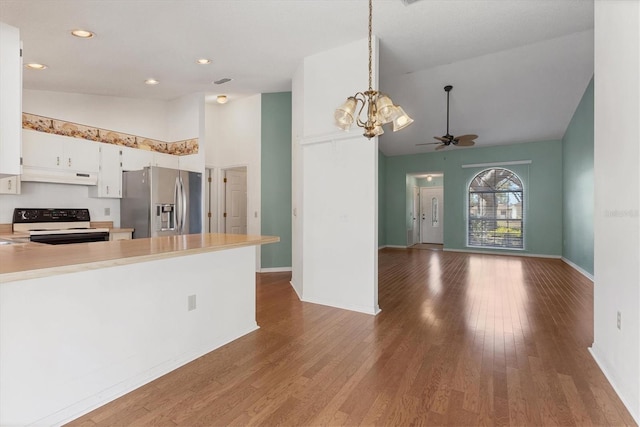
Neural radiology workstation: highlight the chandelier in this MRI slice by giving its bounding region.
[334,0,414,139]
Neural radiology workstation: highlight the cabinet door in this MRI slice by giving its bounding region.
[0,175,20,194]
[64,138,99,172]
[22,129,64,169]
[153,152,179,169]
[89,143,122,198]
[178,153,204,172]
[121,146,153,171]
[0,22,22,177]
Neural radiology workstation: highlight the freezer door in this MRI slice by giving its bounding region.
[150,167,180,237]
[180,170,203,234]
[121,169,151,239]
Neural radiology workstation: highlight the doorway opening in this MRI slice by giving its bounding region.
[407,172,444,248]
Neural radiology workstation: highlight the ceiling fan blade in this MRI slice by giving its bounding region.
[455,139,475,147]
[416,142,441,146]
[435,144,447,150]
[455,134,478,142]
[434,136,449,143]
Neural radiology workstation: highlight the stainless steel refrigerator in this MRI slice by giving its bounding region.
[121,166,203,239]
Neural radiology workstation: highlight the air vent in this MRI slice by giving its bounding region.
[214,78,232,85]
[401,0,421,5]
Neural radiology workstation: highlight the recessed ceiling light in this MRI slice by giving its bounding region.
[71,29,95,38]
[25,63,47,70]
[196,58,212,65]
[145,78,159,85]
[216,95,228,104]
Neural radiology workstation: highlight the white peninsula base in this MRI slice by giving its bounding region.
[1,245,259,426]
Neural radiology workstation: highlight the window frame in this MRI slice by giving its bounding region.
[466,167,525,250]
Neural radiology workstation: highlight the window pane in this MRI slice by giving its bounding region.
[468,168,524,249]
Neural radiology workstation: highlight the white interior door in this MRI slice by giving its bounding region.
[420,187,444,244]
[412,186,420,245]
[224,168,247,234]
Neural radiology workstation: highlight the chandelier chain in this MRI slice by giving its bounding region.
[368,0,373,92]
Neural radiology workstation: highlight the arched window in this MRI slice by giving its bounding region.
[468,168,523,249]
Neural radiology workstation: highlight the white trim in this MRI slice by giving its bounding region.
[289,280,303,300]
[300,296,381,316]
[589,345,640,424]
[299,131,368,146]
[461,160,532,168]
[561,257,594,281]
[380,245,408,249]
[444,248,561,259]
[34,324,259,427]
[259,267,292,273]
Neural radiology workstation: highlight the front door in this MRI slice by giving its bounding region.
[420,187,443,244]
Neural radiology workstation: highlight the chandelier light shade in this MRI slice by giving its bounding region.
[334,0,414,139]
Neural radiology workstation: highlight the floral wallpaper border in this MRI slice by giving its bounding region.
[22,113,198,156]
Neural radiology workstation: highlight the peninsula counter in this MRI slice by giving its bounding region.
[0,233,278,426]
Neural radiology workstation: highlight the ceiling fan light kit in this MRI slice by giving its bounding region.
[334,0,414,139]
[416,84,478,149]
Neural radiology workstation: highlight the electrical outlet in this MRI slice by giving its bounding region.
[104,207,110,216]
[188,294,196,311]
[617,311,621,330]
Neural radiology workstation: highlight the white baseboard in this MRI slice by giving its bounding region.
[379,245,407,249]
[289,280,303,300]
[36,324,260,427]
[300,296,381,316]
[589,345,639,424]
[259,267,292,273]
[561,257,594,281]
[443,248,561,259]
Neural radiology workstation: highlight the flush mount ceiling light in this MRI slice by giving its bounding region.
[25,63,47,70]
[216,95,228,104]
[71,29,95,38]
[196,58,212,65]
[144,78,159,85]
[334,0,413,139]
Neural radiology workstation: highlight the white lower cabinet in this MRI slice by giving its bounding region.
[0,175,20,194]
[89,143,122,198]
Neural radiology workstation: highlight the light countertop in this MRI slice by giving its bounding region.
[0,233,279,283]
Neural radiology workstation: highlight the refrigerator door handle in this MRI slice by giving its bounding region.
[180,175,187,233]
[174,176,182,233]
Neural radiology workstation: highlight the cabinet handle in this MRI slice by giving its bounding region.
[106,185,109,194]
[7,180,11,190]
[56,156,60,166]
[68,158,72,167]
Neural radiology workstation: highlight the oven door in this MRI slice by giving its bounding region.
[30,232,110,245]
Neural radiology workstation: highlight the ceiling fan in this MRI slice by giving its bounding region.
[417,85,478,150]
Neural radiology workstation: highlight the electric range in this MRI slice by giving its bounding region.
[12,208,110,245]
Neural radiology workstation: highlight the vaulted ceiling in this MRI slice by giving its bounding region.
[0,0,594,156]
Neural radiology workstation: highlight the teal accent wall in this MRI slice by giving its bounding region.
[384,140,563,256]
[562,78,594,274]
[378,150,387,247]
[261,92,292,268]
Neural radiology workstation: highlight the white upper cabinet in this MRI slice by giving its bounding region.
[178,153,204,172]
[152,151,179,169]
[21,129,99,184]
[0,22,22,178]
[89,143,122,198]
[121,145,152,171]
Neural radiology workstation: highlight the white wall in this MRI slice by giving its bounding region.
[23,89,169,141]
[592,1,640,423]
[291,63,304,297]
[204,95,262,266]
[292,37,380,314]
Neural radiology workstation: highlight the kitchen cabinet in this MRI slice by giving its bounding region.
[89,143,122,198]
[0,22,22,178]
[121,146,152,171]
[0,175,20,194]
[153,151,180,169]
[22,130,99,178]
[179,153,204,172]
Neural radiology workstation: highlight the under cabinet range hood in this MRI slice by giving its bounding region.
[20,166,98,185]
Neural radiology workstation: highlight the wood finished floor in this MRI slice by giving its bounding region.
[68,249,636,426]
